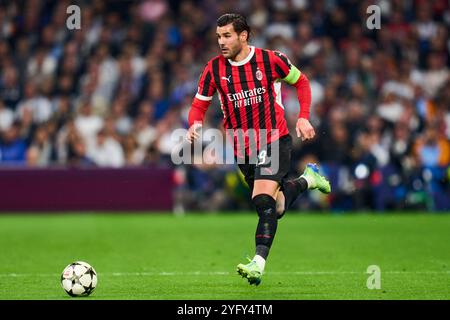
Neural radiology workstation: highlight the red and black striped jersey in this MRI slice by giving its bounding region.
[194,46,305,156]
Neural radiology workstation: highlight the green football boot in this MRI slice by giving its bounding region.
[236,260,263,286]
[300,163,331,194]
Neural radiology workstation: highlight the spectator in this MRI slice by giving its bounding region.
[74,101,104,150]
[414,125,450,167]
[0,0,448,210]
[0,121,27,164]
[0,100,14,132]
[0,66,21,109]
[15,80,53,125]
[26,125,52,167]
[88,129,125,168]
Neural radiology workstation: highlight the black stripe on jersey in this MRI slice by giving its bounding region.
[262,50,276,129]
[212,58,231,129]
[201,71,212,96]
[249,54,265,129]
[226,62,242,128]
[237,64,253,130]
[275,64,288,79]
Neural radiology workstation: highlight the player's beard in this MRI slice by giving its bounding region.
[222,43,242,60]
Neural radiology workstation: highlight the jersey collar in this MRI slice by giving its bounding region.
[228,46,255,66]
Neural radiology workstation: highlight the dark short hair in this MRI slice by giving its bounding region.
[217,13,251,41]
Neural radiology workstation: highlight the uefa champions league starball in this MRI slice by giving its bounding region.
[61,261,97,297]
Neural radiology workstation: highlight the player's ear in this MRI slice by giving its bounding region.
[240,30,248,42]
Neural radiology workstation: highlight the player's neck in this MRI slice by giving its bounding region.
[231,44,251,63]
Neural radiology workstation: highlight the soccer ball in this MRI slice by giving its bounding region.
[61,261,98,297]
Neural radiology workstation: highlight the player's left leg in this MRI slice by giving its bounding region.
[237,135,293,285]
[237,179,279,286]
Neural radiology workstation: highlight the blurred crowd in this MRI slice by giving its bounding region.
[0,0,449,211]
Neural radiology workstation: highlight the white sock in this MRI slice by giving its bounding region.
[300,173,314,189]
[252,255,266,271]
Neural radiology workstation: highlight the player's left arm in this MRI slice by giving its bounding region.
[273,51,314,141]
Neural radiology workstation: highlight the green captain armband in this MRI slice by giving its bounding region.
[282,65,301,85]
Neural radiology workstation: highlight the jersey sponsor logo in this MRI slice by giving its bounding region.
[226,86,267,108]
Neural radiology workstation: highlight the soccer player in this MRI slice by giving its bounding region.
[186,13,331,285]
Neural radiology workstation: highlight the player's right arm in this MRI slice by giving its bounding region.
[186,62,217,143]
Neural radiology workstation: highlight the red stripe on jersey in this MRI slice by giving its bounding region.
[216,57,238,131]
[224,59,245,157]
[230,61,247,130]
[229,62,249,158]
[241,60,259,158]
[265,50,288,142]
[258,49,273,133]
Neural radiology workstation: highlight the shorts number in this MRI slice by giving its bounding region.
[257,150,267,166]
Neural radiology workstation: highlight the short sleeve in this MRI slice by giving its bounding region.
[272,51,301,84]
[195,63,216,101]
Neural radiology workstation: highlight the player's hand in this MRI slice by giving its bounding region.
[296,118,315,141]
[186,122,202,143]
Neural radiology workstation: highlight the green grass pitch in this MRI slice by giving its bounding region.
[0,212,449,300]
